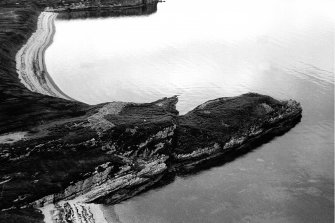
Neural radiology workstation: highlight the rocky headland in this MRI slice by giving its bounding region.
[0,1,302,222]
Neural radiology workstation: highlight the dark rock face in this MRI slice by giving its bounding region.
[0,94,302,211]
[174,93,302,171]
[0,0,303,220]
[0,97,178,209]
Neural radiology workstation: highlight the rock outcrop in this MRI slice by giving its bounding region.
[0,93,302,213]
[0,96,178,210]
[174,93,302,171]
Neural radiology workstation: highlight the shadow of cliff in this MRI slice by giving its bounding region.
[56,3,158,20]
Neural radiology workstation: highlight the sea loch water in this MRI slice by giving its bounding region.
[46,0,334,222]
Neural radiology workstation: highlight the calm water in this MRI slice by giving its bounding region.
[46,0,334,222]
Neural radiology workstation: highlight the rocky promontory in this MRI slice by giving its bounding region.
[0,93,302,222]
[0,1,302,222]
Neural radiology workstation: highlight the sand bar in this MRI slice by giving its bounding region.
[16,12,72,100]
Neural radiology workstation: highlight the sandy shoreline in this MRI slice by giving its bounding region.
[16,12,72,100]
[40,202,112,223]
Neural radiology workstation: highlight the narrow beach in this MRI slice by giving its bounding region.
[40,202,111,223]
[15,12,72,100]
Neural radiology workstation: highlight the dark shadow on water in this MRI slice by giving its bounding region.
[56,3,158,20]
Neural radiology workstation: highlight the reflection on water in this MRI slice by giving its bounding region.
[46,0,334,222]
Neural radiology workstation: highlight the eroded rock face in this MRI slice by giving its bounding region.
[175,93,302,170]
[0,94,302,212]
[0,96,178,210]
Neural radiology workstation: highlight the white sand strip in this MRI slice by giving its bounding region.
[40,202,112,223]
[16,12,72,100]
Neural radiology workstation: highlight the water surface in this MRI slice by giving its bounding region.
[46,0,334,222]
